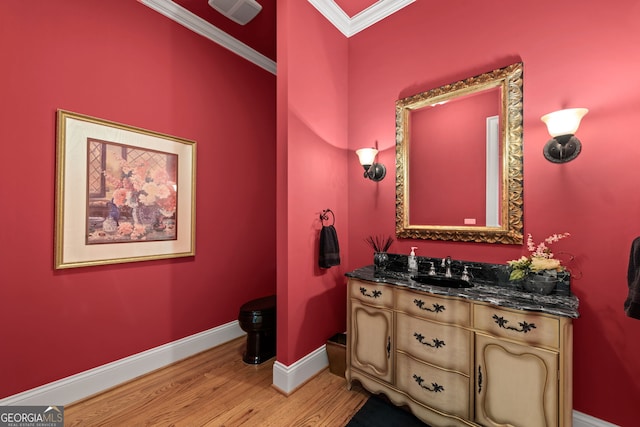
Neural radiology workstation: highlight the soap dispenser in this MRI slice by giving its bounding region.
[408,247,418,274]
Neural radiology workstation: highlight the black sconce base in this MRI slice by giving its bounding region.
[364,163,386,181]
[543,135,582,163]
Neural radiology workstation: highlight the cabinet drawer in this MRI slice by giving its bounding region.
[396,313,471,375]
[350,280,393,308]
[396,352,470,419]
[396,290,470,326]
[474,304,560,349]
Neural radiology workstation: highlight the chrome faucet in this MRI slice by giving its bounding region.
[428,262,436,276]
[461,266,471,282]
[443,256,452,278]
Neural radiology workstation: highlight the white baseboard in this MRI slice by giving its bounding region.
[574,410,620,427]
[0,321,245,406]
[272,344,329,395]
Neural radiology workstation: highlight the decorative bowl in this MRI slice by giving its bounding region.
[523,275,558,295]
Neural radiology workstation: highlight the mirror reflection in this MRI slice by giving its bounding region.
[395,63,524,244]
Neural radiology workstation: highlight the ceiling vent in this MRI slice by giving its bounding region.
[208,0,262,25]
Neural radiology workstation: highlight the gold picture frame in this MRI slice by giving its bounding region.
[55,110,196,269]
[395,62,524,244]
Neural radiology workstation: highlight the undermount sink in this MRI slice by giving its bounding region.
[411,274,473,288]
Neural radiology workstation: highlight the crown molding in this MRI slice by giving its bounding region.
[139,0,277,75]
[139,0,414,73]
[308,0,416,37]
[307,0,351,36]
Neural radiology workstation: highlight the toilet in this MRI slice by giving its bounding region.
[238,295,276,364]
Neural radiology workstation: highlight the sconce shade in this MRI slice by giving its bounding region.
[356,148,378,167]
[355,147,386,181]
[541,108,588,163]
[541,108,588,137]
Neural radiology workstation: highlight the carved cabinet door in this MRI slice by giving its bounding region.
[350,300,394,384]
[475,333,559,427]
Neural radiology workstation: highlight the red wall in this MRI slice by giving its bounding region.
[347,0,640,425]
[0,0,276,398]
[276,0,350,366]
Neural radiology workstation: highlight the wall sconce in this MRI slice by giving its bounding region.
[541,108,588,163]
[356,148,386,181]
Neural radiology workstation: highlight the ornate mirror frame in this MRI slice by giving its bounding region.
[395,62,523,244]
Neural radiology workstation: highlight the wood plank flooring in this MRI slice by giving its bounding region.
[65,337,369,426]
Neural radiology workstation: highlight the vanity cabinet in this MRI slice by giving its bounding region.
[346,278,573,427]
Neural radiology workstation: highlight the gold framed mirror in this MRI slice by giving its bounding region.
[395,62,523,244]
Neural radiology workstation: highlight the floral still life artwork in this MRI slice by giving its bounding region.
[507,232,571,281]
[87,140,178,244]
[55,110,195,269]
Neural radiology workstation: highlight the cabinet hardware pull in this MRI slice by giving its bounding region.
[360,287,382,298]
[492,314,537,333]
[387,336,391,359]
[413,332,445,349]
[413,374,444,393]
[413,299,446,313]
[478,365,483,394]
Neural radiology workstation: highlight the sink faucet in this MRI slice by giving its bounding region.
[428,262,436,276]
[442,256,452,278]
[461,266,471,282]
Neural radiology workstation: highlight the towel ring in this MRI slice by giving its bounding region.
[320,209,335,226]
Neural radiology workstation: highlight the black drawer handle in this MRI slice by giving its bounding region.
[478,365,483,394]
[413,374,444,393]
[492,314,537,333]
[387,336,391,359]
[414,332,445,349]
[360,287,382,299]
[413,299,445,313]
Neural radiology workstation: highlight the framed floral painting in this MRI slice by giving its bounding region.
[55,110,196,269]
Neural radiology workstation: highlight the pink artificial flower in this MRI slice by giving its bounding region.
[545,233,570,245]
[527,232,570,259]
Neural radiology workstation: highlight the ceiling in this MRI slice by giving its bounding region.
[334,0,380,17]
[139,0,415,74]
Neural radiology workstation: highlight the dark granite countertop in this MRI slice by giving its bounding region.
[346,265,580,319]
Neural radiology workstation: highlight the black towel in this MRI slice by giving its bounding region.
[625,237,640,319]
[319,225,341,268]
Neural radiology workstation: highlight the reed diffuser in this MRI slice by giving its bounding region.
[365,235,394,275]
[365,235,394,253]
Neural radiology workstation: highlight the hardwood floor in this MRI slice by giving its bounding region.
[65,338,369,426]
